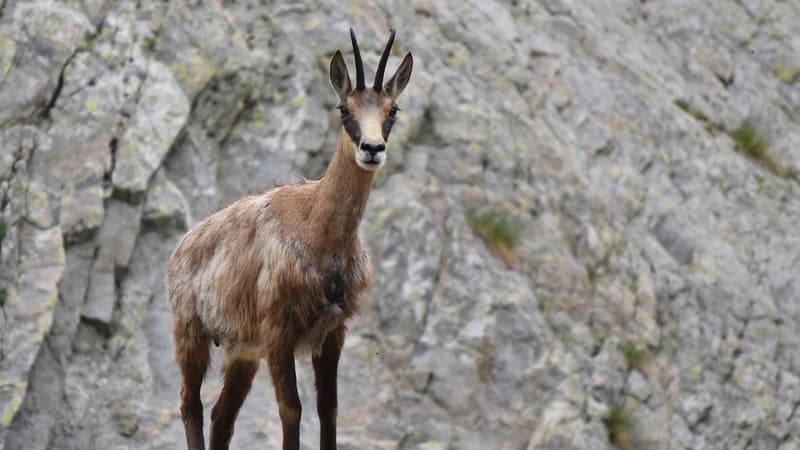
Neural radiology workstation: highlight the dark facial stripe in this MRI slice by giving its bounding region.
[381,117,396,140]
[342,114,361,144]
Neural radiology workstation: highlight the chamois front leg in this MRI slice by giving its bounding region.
[313,327,345,450]
[209,358,259,450]
[268,347,302,450]
[173,316,211,450]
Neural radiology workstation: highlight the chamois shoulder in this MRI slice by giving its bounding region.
[168,192,273,276]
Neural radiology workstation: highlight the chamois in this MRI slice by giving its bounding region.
[167,28,413,450]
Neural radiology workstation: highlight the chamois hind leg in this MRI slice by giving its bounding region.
[268,346,301,450]
[174,316,210,450]
[313,327,346,450]
[209,358,259,450]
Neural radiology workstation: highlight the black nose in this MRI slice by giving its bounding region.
[360,142,385,154]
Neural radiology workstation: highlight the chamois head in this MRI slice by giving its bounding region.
[329,28,414,171]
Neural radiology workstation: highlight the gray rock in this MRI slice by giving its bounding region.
[528,402,612,450]
[80,200,141,333]
[81,269,115,336]
[365,172,449,352]
[111,60,190,197]
[0,2,93,124]
[4,242,94,450]
[0,225,64,433]
[3,0,800,448]
[94,200,142,270]
[626,371,652,403]
[681,391,713,428]
[143,169,188,228]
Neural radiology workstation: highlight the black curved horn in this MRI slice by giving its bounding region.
[350,28,365,91]
[374,29,395,91]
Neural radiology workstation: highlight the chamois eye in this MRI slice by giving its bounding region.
[388,105,399,118]
[338,105,350,116]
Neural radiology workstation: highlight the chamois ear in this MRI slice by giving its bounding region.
[329,50,352,101]
[383,52,413,99]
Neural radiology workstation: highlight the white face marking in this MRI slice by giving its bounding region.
[355,107,386,171]
[355,149,385,171]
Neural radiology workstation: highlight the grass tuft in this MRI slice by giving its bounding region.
[603,403,635,450]
[466,210,519,268]
[730,120,790,177]
[620,342,651,371]
[586,265,598,286]
[732,120,768,158]
[772,65,800,84]
[674,99,718,132]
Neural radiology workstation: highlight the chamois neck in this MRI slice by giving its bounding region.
[312,128,376,246]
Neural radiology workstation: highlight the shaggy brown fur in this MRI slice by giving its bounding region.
[167,28,413,450]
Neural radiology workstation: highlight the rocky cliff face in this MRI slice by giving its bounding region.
[1,1,799,449]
